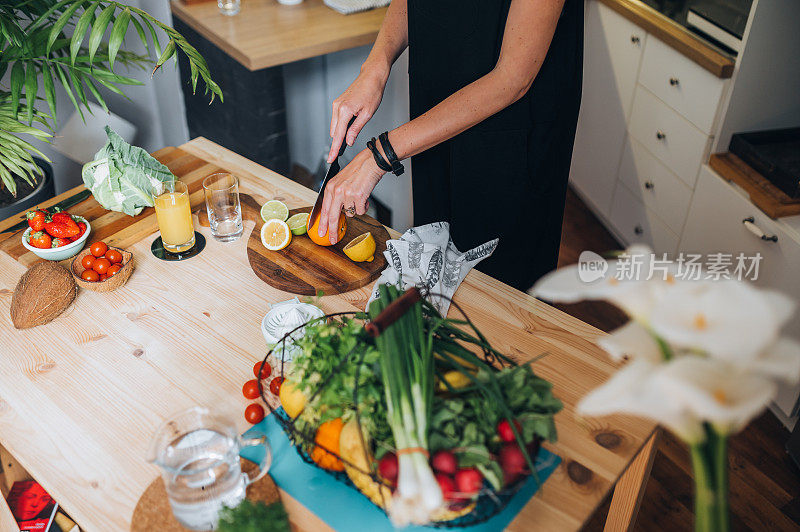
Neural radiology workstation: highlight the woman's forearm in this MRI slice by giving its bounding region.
[361,0,409,82]
[385,0,565,160]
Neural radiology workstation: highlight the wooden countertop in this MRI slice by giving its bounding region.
[170,0,386,70]
[597,0,735,78]
[0,138,657,531]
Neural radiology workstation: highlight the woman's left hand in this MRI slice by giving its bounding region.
[319,149,386,244]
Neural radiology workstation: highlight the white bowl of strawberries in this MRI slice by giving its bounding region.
[21,208,91,261]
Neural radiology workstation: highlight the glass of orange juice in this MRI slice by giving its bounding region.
[153,180,195,253]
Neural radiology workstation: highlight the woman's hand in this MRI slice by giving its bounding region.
[319,149,386,244]
[328,68,388,163]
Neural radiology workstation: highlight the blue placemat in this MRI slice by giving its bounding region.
[241,414,561,531]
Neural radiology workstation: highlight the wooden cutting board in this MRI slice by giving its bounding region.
[245,205,389,296]
[0,147,218,267]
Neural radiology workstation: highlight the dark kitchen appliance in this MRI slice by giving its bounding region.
[729,128,800,199]
[639,0,752,54]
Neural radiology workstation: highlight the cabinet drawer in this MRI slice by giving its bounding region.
[629,87,710,188]
[639,36,726,134]
[610,182,679,255]
[681,166,800,415]
[618,139,692,234]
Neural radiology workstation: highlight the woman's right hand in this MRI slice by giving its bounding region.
[328,68,388,163]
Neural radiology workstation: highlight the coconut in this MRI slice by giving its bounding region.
[10,262,77,329]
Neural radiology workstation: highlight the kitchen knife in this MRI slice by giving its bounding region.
[1,188,92,234]
[308,117,357,228]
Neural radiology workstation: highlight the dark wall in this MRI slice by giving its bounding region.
[174,18,290,175]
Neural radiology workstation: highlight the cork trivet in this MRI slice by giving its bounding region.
[131,458,280,532]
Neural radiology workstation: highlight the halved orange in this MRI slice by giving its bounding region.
[307,211,347,247]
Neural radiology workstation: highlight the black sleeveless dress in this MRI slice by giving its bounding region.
[407,0,583,291]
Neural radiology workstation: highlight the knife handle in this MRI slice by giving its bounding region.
[336,117,358,158]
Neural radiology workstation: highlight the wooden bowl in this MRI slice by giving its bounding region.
[71,246,134,292]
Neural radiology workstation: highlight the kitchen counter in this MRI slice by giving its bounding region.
[597,0,735,78]
[0,138,657,531]
[170,0,387,71]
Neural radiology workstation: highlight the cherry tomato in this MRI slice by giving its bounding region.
[269,376,284,396]
[92,257,111,274]
[105,249,123,264]
[107,264,122,277]
[253,361,272,380]
[90,241,108,257]
[81,269,100,282]
[242,379,260,400]
[81,254,96,269]
[244,403,265,424]
[99,274,108,281]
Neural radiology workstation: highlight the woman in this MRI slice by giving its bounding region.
[317,0,583,291]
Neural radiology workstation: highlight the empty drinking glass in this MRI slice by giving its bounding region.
[218,0,240,16]
[203,172,243,242]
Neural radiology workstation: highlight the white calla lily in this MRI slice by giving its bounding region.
[531,245,679,321]
[597,321,665,363]
[576,359,705,443]
[654,357,776,435]
[752,337,800,383]
[649,281,796,364]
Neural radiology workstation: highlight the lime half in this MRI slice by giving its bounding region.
[287,212,309,235]
[260,200,289,222]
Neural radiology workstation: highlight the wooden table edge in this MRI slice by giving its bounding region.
[169,0,385,71]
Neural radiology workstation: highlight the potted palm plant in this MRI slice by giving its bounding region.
[0,1,221,219]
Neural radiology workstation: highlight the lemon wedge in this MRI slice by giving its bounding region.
[343,232,375,262]
[260,200,289,222]
[287,212,309,235]
[261,219,292,251]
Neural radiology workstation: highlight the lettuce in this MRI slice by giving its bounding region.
[81,126,175,216]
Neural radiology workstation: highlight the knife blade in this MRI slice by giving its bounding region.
[1,188,92,234]
[308,117,357,228]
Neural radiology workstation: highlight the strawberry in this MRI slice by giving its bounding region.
[44,219,79,238]
[52,212,80,235]
[76,220,87,238]
[26,210,47,232]
[29,231,52,249]
[51,237,72,248]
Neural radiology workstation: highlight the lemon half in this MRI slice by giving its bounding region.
[261,219,292,251]
[260,200,289,223]
[343,232,375,262]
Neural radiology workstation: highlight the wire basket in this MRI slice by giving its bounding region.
[257,287,547,527]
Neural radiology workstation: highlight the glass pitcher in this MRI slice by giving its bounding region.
[146,406,271,531]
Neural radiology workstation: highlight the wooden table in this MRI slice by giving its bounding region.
[0,138,658,531]
[170,0,387,71]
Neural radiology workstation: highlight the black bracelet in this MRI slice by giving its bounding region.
[378,132,404,176]
[367,138,392,172]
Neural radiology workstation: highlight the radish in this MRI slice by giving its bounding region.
[497,419,522,443]
[431,450,457,475]
[454,468,483,498]
[499,443,529,484]
[378,452,399,484]
[435,473,457,502]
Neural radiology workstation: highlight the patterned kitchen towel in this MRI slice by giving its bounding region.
[367,222,498,315]
[324,0,389,15]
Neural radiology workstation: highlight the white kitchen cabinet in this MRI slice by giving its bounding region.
[618,138,692,235]
[610,182,679,255]
[629,87,711,189]
[681,166,800,416]
[638,36,726,135]
[569,1,646,217]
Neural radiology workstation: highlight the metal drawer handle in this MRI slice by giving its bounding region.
[644,181,655,190]
[656,130,666,140]
[634,224,644,235]
[631,35,641,44]
[743,217,778,242]
[669,77,680,86]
